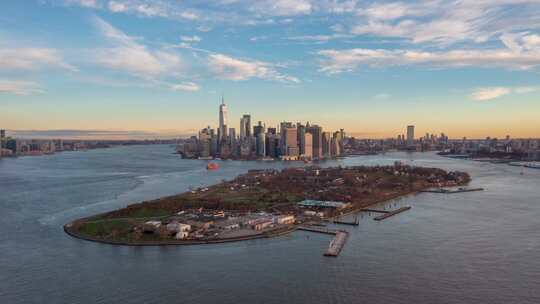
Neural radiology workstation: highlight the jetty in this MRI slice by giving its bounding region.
[298,225,338,235]
[420,187,484,194]
[298,225,349,257]
[324,231,349,257]
[373,206,411,221]
[361,208,390,214]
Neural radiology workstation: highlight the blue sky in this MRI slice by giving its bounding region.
[1,0,539,139]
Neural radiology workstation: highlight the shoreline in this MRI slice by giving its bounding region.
[64,223,298,246]
[64,165,470,246]
[63,190,421,246]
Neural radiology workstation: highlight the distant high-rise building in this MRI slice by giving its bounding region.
[307,125,322,160]
[253,121,265,138]
[297,123,306,155]
[322,132,331,158]
[267,127,276,135]
[240,114,251,139]
[285,127,298,156]
[219,97,228,141]
[279,122,293,155]
[303,132,313,160]
[229,127,236,145]
[265,133,278,158]
[407,125,415,146]
[256,131,266,157]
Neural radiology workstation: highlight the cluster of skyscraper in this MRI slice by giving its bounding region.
[180,99,345,161]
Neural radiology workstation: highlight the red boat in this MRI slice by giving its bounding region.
[206,162,220,170]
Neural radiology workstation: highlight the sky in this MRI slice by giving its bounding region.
[1,0,539,139]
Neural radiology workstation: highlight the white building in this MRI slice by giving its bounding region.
[275,215,295,225]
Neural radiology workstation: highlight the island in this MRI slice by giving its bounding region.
[64,163,471,246]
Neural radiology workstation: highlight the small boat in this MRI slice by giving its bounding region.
[206,162,220,170]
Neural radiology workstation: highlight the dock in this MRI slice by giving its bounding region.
[297,226,338,235]
[373,206,411,221]
[324,231,349,257]
[420,187,484,194]
[298,226,349,257]
[360,208,390,214]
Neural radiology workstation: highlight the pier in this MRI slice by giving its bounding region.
[360,208,390,214]
[298,225,349,257]
[420,187,484,194]
[324,231,349,257]
[298,225,338,235]
[373,206,411,221]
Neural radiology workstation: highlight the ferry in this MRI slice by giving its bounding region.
[206,162,220,170]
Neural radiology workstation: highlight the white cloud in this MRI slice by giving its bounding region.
[170,82,200,92]
[471,87,511,101]
[208,54,299,83]
[0,48,76,71]
[470,85,538,101]
[351,1,540,46]
[108,1,128,12]
[249,0,312,16]
[317,47,540,73]
[288,33,351,42]
[104,0,198,20]
[180,35,202,43]
[93,17,180,77]
[0,80,43,95]
[65,0,99,8]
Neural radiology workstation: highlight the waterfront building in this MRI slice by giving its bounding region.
[285,126,299,156]
[219,97,228,141]
[307,124,323,160]
[279,122,293,156]
[303,133,313,160]
[256,131,266,157]
[265,133,279,158]
[297,123,306,155]
[322,132,331,158]
[240,140,252,157]
[407,125,415,146]
[332,132,341,157]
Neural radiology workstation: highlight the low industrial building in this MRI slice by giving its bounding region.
[275,215,295,225]
[297,200,350,209]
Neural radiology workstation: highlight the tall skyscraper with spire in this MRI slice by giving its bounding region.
[219,96,228,141]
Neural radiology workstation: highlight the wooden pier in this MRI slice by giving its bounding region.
[373,206,411,221]
[324,231,349,257]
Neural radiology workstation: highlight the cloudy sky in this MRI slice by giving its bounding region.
[1,0,540,139]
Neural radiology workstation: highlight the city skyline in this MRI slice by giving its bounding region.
[2,1,540,139]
